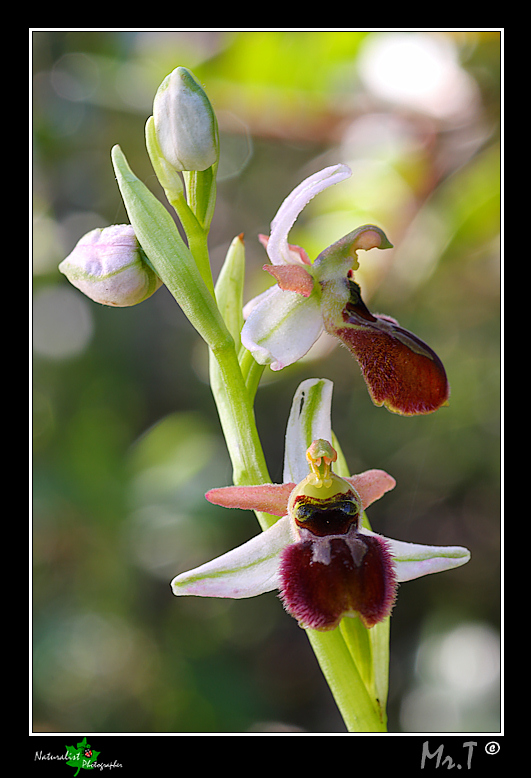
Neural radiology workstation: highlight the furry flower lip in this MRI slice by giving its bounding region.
[241,165,449,415]
[278,439,397,630]
[171,379,470,633]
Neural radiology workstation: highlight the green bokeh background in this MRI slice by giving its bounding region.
[33,30,501,734]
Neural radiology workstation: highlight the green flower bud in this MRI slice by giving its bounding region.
[58,224,162,307]
[153,67,219,173]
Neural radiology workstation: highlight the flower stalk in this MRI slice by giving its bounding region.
[58,66,469,734]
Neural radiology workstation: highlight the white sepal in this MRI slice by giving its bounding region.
[361,529,471,582]
[171,516,292,599]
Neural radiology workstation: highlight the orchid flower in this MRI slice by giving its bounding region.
[171,379,470,631]
[241,165,449,416]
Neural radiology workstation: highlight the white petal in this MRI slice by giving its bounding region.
[241,286,323,370]
[242,286,277,320]
[283,378,334,484]
[267,164,352,265]
[171,516,292,599]
[362,530,471,581]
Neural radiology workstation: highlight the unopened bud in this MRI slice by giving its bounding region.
[153,67,219,173]
[59,224,162,307]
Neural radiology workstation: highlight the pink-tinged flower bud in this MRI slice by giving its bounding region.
[59,225,162,307]
[153,67,219,173]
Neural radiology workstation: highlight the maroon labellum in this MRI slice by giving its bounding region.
[279,489,397,631]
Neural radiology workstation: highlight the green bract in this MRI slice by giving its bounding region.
[110,145,226,347]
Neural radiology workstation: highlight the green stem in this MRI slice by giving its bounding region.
[306,628,386,732]
[168,192,214,297]
[203,234,269,487]
[208,343,271,493]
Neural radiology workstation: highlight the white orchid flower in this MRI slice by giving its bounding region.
[171,379,469,631]
[241,166,449,415]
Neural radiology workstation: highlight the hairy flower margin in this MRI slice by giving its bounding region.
[171,379,470,631]
[241,165,450,416]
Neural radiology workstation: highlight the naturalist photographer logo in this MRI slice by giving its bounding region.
[34,737,122,774]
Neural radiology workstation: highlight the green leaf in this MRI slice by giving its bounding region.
[65,737,100,776]
[111,144,230,352]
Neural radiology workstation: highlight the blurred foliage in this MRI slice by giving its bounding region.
[32,30,501,733]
